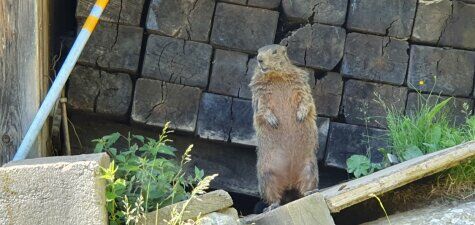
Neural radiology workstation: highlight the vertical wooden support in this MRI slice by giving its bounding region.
[0,0,51,165]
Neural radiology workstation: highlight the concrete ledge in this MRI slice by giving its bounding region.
[0,153,110,225]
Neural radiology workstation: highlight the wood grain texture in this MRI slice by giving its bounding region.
[0,0,50,165]
[241,192,335,225]
[321,141,475,213]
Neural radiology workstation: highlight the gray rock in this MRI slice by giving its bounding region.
[405,93,474,126]
[210,3,279,53]
[248,0,281,9]
[325,122,388,170]
[342,80,408,128]
[146,0,215,42]
[341,33,409,85]
[68,66,133,118]
[439,1,475,50]
[78,21,143,74]
[411,0,452,44]
[317,117,330,162]
[281,24,346,71]
[230,98,256,146]
[142,34,213,88]
[282,0,347,26]
[347,0,417,39]
[363,201,475,225]
[408,45,475,97]
[76,0,145,26]
[68,66,100,113]
[196,93,232,142]
[131,79,202,132]
[209,49,250,98]
[313,72,344,118]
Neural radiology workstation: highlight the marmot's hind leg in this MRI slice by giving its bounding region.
[297,160,318,196]
[258,170,284,206]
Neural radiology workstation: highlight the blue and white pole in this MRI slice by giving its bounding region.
[13,0,110,161]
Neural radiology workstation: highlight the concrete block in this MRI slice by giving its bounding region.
[196,93,233,142]
[209,49,250,98]
[282,0,347,26]
[0,154,110,225]
[313,72,344,118]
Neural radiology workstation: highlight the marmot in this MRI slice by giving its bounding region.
[250,44,318,210]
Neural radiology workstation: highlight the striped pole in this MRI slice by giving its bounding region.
[13,0,110,161]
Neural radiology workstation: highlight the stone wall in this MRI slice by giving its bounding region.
[68,0,475,196]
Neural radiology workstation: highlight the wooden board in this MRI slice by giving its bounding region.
[320,141,475,213]
[241,193,335,225]
[0,0,50,165]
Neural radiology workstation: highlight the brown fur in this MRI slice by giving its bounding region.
[250,45,318,207]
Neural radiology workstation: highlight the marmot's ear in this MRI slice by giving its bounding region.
[272,49,278,55]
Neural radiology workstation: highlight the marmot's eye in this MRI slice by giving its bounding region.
[272,50,277,54]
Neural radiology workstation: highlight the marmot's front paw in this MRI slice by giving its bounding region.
[265,113,279,129]
[297,110,307,122]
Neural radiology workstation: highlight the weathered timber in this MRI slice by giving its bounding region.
[142,190,233,225]
[0,0,50,165]
[240,192,335,225]
[321,141,475,213]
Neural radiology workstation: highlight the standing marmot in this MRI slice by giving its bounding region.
[250,44,318,210]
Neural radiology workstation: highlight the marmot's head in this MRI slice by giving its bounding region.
[256,45,292,73]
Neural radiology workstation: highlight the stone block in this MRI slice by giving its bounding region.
[142,35,213,88]
[408,45,475,97]
[439,1,475,50]
[405,93,474,126]
[131,79,202,132]
[411,0,452,44]
[146,0,215,42]
[78,21,143,74]
[220,0,247,5]
[282,0,347,26]
[347,0,417,39]
[313,72,344,118]
[342,80,407,128]
[248,0,281,9]
[196,93,232,142]
[68,65,133,118]
[0,154,110,225]
[317,117,330,162]
[341,33,409,85]
[325,122,388,169]
[209,49,250,98]
[281,24,346,71]
[76,0,145,26]
[210,3,279,53]
[230,98,256,146]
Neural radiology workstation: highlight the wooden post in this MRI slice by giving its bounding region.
[0,0,51,165]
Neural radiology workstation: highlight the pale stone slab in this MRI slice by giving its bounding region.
[0,153,110,225]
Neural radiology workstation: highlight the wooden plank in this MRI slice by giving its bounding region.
[142,190,233,225]
[0,0,50,165]
[321,141,475,213]
[240,193,335,225]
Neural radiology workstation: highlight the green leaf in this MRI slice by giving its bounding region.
[157,145,176,156]
[133,135,145,143]
[346,155,372,178]
[402,146,424,161]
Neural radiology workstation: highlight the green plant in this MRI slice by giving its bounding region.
[346,92,475,197]
[95,122,205,224]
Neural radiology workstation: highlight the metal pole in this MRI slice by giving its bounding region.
[13,0,110,161]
